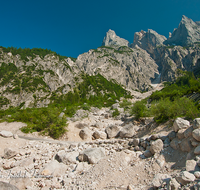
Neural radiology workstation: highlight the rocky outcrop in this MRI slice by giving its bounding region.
[76,46,159,91]
[132,29,167,54]
[102,29,130,47]
[152,44,200,82]
[164,15,200,46]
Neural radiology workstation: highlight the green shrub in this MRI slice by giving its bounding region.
[112,108,120,117]
[130,100,149,120]
[151,97,200,123]
[119,99,132,111]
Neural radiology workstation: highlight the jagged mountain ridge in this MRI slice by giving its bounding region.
[0,15,200,109]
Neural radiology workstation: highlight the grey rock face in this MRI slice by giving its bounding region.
[102,29,130,47]
[153,45,200,82]
[76,46,159,91]
[164,15,200,46]
[132,29,167,54]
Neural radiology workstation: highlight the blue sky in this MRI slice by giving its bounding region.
[0,0,200,58]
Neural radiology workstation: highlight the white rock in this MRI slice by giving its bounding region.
[173,118,190,132]
[0,130,13,138]
[193,128,200,141]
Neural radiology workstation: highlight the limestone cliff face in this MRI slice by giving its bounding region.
[153,45,200,82]
[0,50,79,108]
[102,29,130,47]
[75,46,159,91]
[132,29,167,54]
[164,15,200,46]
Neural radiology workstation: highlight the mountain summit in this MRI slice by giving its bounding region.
[102,29,130,47]
[164,15,200,46]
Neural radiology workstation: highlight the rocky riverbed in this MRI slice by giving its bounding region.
[1,105,200,190]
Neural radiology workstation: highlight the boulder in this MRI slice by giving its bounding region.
[55,150,79,164]
[152,173,171,188]
[193,118,200,129]
[176,171,195,185]
[184,126,193,138]
[79,127,92,140]
[105,125,120,139]
[131,138,140,146]
[173,118,190,132]
[194,145,200,155]
[75,162,91,173]
[9,178,33,190]
[180,138,192,152]
[186,160,199,172]
[167,178,180,190]
[192,128,200,141]
[92,131,107,140]
[0,181,19,190]
[150,139,163,154]
[168,131,176,141]
[177,129,186,139]
[4,148,19,159]
[41,160,67,177]
[118,124,137,138]
[144,150,153,158]
[78,148,105,164]
[75,123,86,129]
[0,130,13,138]
[170,138,180,150]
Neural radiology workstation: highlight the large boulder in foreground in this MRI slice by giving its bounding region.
[173,118,190,132]
[78,148,105,164]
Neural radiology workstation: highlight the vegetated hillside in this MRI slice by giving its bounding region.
[0,69,132,138]
[131,70,200,123]
[0,46,79,109]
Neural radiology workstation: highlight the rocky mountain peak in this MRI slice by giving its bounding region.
[102,29,130,47]
[132,29,167,54]
[164,15,200,46]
